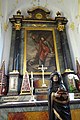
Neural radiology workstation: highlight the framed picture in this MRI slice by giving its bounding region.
[8,71,19,95]
[23,27,60,74]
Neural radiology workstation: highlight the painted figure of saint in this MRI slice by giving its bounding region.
[38,37,51,66]
[27,32,56,72]
[32,36,52,66]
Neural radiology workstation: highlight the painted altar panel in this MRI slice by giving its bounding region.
[24,28,58,73]
[8,109,80,120]
[71,109,80,120]
[8,111,49,120]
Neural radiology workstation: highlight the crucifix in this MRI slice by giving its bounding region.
[38,65,47,87]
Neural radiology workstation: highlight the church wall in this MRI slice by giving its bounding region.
[66,28,79,71]
[0,0,12,73]
[0,17,3,67]
[2,23,12,74]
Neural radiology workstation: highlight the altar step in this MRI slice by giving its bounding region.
[0,94,48,103]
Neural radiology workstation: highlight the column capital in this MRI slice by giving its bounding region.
[55,11,68,31]
[9,10,24,30]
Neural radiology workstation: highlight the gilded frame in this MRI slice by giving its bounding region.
[23,27,60,74]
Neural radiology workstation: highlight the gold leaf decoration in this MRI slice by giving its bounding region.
[58,0,64,3]
[69,22,75,31]
[16,0,18,4]
[4,22,8,31]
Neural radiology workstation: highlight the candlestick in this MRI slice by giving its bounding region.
[29,71,36,102]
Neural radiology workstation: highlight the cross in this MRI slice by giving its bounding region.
[38,65,47,87]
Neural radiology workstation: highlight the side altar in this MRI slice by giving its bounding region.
[0,6,80,120]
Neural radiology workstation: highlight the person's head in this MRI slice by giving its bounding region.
[52,74,59,82]
[32,35,35,40]
[41,37,45,41]
[50,71,62,83]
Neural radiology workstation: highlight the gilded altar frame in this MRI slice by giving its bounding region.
[23,27,60,75]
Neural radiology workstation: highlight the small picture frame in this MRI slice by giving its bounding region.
[8,70,19,95]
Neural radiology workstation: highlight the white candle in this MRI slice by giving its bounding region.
[31,71,33,95]
[42,65,44,84]
[31,71,33,79]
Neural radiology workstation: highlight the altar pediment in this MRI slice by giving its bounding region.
[26,6,51,20]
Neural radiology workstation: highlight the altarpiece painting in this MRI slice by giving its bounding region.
[24,28,58,73]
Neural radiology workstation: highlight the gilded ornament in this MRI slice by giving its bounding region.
[32,24,47,27]
[56,11,61,17]
[57,24,64,31]
[17,10,21,15]
[35,13,43,19]
[29,13,32,18]
[4,23,8,31]
[69,22,75,31]
[64,69,74,73]
[14,23,21,30]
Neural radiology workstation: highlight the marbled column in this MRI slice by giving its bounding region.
[13,30,21,71]
[59,30,73,70]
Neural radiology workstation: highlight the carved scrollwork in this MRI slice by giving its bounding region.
[57,23,64,31]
